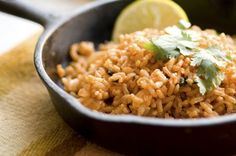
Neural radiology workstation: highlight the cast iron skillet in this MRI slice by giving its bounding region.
[1,0,236,155]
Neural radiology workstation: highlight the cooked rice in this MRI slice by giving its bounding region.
[57,26,236,118]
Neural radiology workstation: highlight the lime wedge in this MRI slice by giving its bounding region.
[112,0,189,41]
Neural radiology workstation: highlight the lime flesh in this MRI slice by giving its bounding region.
[112,0,189,41]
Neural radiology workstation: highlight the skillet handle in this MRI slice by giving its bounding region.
[0,0,57,27]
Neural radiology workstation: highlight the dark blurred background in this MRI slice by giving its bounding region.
[174,0,236,34]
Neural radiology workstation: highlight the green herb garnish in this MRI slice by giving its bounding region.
[144,20,229,95]
[191,47,228,95]
[144,23,198,60]
[195,60,224,95]
[191,47,228,67]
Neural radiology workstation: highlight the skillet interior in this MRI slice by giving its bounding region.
[37,0,236,155]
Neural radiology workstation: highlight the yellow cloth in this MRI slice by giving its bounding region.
[0,32,121,156]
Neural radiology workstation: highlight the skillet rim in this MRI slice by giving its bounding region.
[34,0,236,128]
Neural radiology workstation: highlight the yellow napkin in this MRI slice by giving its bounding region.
[0,32,120,156]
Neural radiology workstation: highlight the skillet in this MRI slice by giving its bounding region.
[1,0,236,155]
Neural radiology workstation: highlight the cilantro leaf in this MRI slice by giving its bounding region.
[181,31,192,41]
[191,47,229,67]
[143,21,227,95]
[153,34,198,57]
[156,47,179,60]
[196,60,224,95]
[191,50,218,66]
[179,40,198,49]
[177,46,192,56]
[144,26,199,60]
[197,60,217,79]
[165,25,200,42]
[195,63,224,95]
[206,47,229,63]
[191,48,226,95]
[185,30,201,41]
[144,39,179,60]
[195,77,208,95]
[152,35,178,51]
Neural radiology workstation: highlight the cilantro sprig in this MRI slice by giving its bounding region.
[144,20,230,95]
[191,48,227,95]
[144,21,199,60]
[194,60,224,95]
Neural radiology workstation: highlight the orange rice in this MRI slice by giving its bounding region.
[57,26,236,118]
